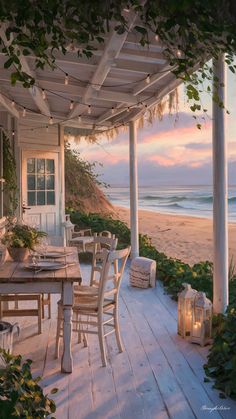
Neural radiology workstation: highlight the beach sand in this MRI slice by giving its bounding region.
[115,205,236,266]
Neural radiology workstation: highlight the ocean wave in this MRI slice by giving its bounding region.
[142,195,236,204]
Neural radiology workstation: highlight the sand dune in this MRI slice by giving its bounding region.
[115,205,236,266]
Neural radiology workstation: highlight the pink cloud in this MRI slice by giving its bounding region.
[140,120,212,146]
[149,155,176,167]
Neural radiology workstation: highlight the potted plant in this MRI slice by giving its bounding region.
[1,220,47,262]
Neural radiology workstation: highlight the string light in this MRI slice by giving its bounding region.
[155,34,159,41]
[78,115,81,122]
[64,73,69,85]
[87,105,91,114]
[69,100,74,110]
[56,64,172,89]
[146,74,150,84]
[42,89,46,100]
[127,106,130,112]
[22,107,26,117]
[12,130,15,137]
[177,49,182,57]
[49,116,53,125]
[11,100,15,107]
[111,106,115,114]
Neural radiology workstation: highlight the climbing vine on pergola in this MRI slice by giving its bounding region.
[1,0,236,114]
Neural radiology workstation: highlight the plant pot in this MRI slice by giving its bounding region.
[0,321,20,354]
[8,247,29,262]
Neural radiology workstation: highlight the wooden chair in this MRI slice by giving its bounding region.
[55,246,130,366]
[41,294,51,319]
[90,235,118,286]
[98,230,115,238]
[0,294,42,334]
[0,250,50,334]
[69,229,96,253]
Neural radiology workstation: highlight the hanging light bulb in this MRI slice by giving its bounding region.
[88,105,91,114]
[49,116,53,125]
[146,74,150,84]
[42,89,46,100]
[69,100,74,110]
[12,130,15,137]
[78,115,82,123]
[127,106,130,112]
[64,73,69,85]
[68,41,75,52]
[46,126,49,132]
[177,49,182,57]
[155,34,159,41]
[22,107,26,117]
[11,100,15,107]
[111,106,115,114]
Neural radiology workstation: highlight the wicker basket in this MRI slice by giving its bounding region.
[129,257,156,288]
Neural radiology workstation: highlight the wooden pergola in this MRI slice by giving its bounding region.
[0,15,228,314]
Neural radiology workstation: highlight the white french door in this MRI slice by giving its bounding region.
[22,151,60,236]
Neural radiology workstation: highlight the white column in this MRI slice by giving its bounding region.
[212,54,228,313]
[129,120,139,259]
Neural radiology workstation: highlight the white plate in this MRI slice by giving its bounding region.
[41,251,73,259]
[26,261,67,271]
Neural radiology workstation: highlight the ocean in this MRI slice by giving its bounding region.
[105,185,236,222]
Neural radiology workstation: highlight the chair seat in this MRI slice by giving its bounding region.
[57,284,115,311]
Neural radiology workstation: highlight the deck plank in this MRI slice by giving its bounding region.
[121,287,195,419]
[152,283,236,418]
[10,264,236,419]
[123,283,222,419]
[117,297,170,419]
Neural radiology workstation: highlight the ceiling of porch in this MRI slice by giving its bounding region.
[0,15,183,133]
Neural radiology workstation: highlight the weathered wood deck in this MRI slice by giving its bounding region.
[10,262,236,419]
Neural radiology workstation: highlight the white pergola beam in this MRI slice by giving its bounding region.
[0,25,51,117]
[94,89,148,104]
[212,54,228,314]
[95,105,125,124]
[62,118,111,129]
[69,9,140,119]
[92,48,166,65]
[133,65,173,95]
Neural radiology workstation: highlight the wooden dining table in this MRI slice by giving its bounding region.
[0,246,82,373]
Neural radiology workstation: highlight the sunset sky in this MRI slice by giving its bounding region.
[76,67,236,186]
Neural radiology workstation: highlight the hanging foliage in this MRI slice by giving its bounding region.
[65,89,179,143]
[0,0,235,115]
[2,132,18,215]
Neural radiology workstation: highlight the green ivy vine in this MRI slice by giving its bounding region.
[0,0,236,119]
[2,131,18,214]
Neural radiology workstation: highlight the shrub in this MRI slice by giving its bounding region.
[204,307,236,399]
[0,350,57,418]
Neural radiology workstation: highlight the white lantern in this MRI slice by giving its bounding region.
[190,292,212,346]
[178,283,197,338]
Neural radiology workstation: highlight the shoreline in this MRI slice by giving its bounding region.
[114,205,236,265]
[111,203,236,223]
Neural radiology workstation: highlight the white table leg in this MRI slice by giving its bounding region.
[61,282,73,373]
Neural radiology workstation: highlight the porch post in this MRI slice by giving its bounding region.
[129,120,139,259]
[212,54,228,313]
